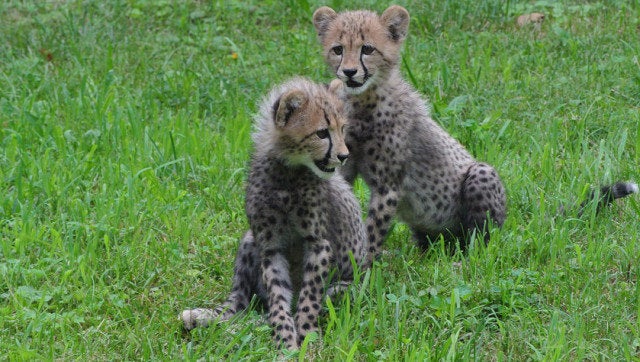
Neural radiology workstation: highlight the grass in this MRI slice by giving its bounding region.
[1,0,639,360]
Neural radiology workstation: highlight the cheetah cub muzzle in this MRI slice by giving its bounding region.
[313,5,507,256]
[180,78,367,350]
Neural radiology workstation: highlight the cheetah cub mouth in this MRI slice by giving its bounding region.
[313,158,336,174]
[345,76,368,89]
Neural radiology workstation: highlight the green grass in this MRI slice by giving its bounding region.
[1,0,639,360]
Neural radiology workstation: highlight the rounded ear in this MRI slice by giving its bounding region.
[380,5,410,43]
[313,7,338,40]
[273,90,307,128]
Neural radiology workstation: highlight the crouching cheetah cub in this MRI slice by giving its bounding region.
[313,6,507,256]
[181,78,367,350]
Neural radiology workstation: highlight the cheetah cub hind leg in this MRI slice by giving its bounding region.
[181,231,261,331]
[459,162,507,248]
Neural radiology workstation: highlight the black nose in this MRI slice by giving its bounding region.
[337,154,349,163]
[342,69,357,78]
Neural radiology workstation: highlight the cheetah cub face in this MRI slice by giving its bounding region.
[313,5,410,95]
[263,81,350,179]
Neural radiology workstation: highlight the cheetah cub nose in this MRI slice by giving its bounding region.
[342,69,357,78]
[337,153,349,163]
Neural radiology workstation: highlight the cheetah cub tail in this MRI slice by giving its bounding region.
[577,181,638,216]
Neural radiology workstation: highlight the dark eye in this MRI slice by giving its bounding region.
[362,45,375,55]
[332,46,343,55]
[316,129,330,139]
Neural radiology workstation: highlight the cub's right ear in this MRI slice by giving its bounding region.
[380,5,410,43]
[313,7,338,39]
[273,90,307,128]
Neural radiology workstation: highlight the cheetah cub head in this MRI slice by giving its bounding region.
[313,5,410,95]
[254,78,350,179]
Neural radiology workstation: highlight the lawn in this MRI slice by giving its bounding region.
[1,0,639,360]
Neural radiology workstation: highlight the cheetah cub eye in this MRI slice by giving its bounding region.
[361,45,375,55]
[316,129,330,139]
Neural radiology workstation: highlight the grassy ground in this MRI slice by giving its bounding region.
[1,0,639,360]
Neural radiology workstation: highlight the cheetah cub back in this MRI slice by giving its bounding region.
[313,6,507,255]
[181,78,367,350]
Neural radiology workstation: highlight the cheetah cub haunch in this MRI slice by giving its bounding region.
[313,6,507,255]
[181,78,367,350]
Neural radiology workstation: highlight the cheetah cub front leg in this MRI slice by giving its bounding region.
[294,238,332,344]
[260,244,298,348]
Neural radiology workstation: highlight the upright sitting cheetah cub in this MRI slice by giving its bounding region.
[181,78,367,350]
[313,6,507,256]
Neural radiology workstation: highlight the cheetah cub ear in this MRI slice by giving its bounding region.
[312,6,337,40]
[380,5,410,43]
[273,89,307,128]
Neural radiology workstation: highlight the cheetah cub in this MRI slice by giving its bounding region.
[313,6,507,256]
[180,78,367,350]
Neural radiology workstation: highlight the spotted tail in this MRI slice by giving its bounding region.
[578,181,638,216]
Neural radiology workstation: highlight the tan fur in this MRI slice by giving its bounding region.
[313,6,507,256]
[517,12,545,27]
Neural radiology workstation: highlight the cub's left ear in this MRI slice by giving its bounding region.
[313,7,338,40]
[274,89,307,128]
[380,5,410,43]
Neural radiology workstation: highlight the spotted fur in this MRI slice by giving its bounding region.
[181,78,367,350]
[313,6,507,257]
